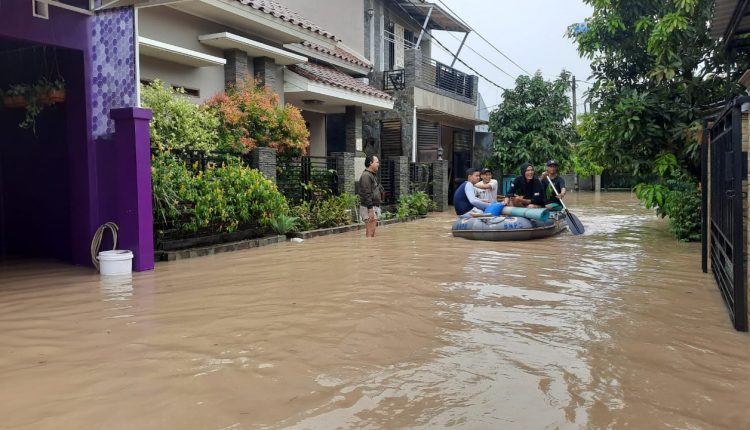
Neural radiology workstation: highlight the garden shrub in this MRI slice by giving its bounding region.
[269,215,299,236]
[396,192,435,220]
[290,193,358,231]
[205,80,309,157]
[634,154,701,242]
[140,80,220,153]
[151,153,194,225]
[151,154,289,235]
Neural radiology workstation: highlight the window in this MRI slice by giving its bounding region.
[140,79,200,98]
[32,0,49,19]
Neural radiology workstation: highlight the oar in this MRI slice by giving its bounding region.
[546,176,585,235]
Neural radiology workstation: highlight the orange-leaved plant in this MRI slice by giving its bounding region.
[205,79,309,157]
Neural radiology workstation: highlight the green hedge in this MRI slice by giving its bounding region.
[152,154,288,235]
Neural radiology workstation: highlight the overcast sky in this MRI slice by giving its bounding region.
[428,0,594,112]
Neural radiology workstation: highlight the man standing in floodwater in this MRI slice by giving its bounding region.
[359,155,384,238]
[453,167,491,216]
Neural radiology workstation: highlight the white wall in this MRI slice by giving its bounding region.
[302,111,327,156]
[279,0,365,56]
[139,57,226,103]
[139,7,229,55]
[138,7,230,103]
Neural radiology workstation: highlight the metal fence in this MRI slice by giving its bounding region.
[277,156,339,203]
[409,162,433,197]
[378,159,397,205]
[421,58,474,100]
[702,97,748,332]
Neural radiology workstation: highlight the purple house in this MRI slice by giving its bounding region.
[0,1,154,271]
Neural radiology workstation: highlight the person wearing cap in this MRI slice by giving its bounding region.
[539,159,566,210]
[503,162,545,208]
[475,167,499,203]
[453,167,491,216]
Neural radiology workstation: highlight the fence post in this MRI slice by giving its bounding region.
[390,156,410,200]
[331,152,355,195]
[249,147,277,183]
[431,159,449,212]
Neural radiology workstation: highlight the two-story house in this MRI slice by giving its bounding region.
[136,0,393,162]
[281,0,485,199]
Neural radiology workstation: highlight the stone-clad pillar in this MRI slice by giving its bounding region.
[345,105,363,154]
[389,156,409,200]
[431,159,448,212]
[249,147,277,183]
[253,56,284,105]
[224,49,251,88]
[331,152,355,195]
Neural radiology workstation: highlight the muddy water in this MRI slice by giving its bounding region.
[1,193,749,429]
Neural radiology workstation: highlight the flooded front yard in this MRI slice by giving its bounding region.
[0,193,748,429]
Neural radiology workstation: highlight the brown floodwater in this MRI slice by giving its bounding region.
[1,192,749,429]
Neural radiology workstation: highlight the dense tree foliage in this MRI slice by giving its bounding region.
[568,0,749,176]
[488,72,576,176]
[567,0,750,240]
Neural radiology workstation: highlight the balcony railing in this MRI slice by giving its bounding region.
[382,55,475,101]
[422,58,474,100]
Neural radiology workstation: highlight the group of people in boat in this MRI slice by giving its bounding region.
[453,160,567,216]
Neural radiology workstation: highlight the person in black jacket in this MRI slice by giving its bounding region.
[358,155,384,237]
[503,162,545,208]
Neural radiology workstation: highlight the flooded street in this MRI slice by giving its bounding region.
[1,192,749,429]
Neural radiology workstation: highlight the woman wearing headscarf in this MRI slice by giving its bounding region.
[503,162,545,208]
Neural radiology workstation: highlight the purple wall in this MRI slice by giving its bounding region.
[91,8,138,138]
[0,3,153,271]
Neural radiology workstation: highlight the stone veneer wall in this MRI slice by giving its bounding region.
[431,160,448,211]
[249,147,277,183]
[331,152,356,195]
[90,7,138,138]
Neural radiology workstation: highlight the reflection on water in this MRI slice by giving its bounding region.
[1,193,749,429]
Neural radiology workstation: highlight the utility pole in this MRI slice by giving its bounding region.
[571,75,577,125]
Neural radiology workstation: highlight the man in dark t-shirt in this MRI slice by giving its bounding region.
[539,159,566,210]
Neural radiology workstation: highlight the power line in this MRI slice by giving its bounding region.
[393,0,508,90]
[442,31,518,81]
[428,37,509,92]
[434,0,533,76]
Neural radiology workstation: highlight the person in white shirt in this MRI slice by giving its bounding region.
[474,167,499,203]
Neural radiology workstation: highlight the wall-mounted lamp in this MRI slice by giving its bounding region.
[366,8,374,20]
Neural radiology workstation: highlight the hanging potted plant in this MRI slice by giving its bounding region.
[38,78,66,105]
[19,84,46,134]
[2,84,29,109]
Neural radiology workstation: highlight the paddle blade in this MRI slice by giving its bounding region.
[565,211,585,235]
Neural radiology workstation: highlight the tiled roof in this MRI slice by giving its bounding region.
[287,41,372,69]
[288,63,392,100]
[235,0,339,41]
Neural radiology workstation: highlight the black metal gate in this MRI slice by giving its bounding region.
[703,97,748,331]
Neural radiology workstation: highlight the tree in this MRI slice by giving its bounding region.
[568,0,749,176]
[567,0,750,241]
[489,72,576,177]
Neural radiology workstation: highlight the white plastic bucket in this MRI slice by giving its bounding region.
[98,250,133,276]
